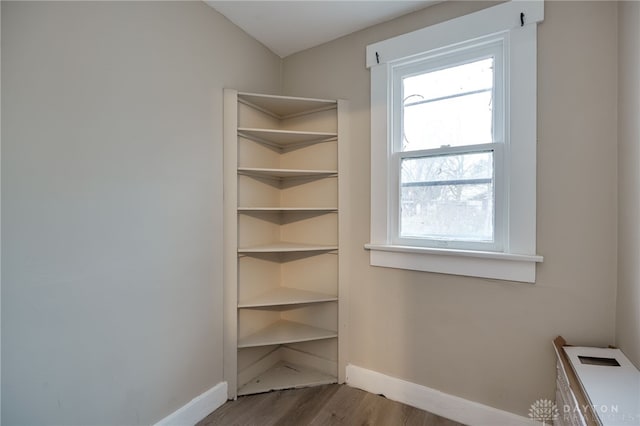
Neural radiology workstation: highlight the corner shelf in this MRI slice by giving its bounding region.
[238,128,337,149]
[238,287,337,308]
[237,361,336,396]
[238,319,337,348]
[238,167,337,179]
[238,207,337,212]
[238,92,337,119]
[238,242,338,253]
[224,89,346,399]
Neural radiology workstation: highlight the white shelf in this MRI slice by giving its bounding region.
[238,287,337,308]
[237,320,337,348]
[237,360,337,396]
[238,207,338,212]
[238,167,337,179]
[225,89,345,398]
[238,92,336,119]
[238,242,338,253]
[238,128,337,148]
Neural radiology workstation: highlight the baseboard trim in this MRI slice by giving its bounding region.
[154,381,227,426]
[345,364,536,426]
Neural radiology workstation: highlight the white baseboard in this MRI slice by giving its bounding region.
[154,381,227,426]
[346,364,537,426]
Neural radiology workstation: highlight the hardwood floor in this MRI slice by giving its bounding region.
[198,384,465,426]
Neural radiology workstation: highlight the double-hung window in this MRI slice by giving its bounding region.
[394,41,504,251]
[365,1,544,283]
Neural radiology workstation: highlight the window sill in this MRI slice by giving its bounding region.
[364,243,543,283]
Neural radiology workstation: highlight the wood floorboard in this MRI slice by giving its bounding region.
[274,384,342,426]
[197,384,465,426]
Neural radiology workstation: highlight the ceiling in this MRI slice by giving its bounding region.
[206,1,439,58]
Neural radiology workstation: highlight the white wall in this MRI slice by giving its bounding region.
[617,0,640,368]
[282,0,618,416]
[1,2,280,424]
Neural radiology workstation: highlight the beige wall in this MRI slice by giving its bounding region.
[282,1,618,416]
[1,2,280,424]
[617,0,640,368]
[2,0,626,422]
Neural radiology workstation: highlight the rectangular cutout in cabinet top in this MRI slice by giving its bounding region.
[578,356,621,367]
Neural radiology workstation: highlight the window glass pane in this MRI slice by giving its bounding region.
[402,58,494,151]
[400,152,494,242]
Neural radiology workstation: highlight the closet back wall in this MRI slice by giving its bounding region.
[1,2,280,424]
[282,0,618,417]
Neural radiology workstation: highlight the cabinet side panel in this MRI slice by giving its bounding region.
[337,99,350,383]
[223,89,239,398]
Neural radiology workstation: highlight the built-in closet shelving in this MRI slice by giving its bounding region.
[223,90,347,399]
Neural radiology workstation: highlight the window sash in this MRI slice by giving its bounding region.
[388,41,506,252]
[391,40,505,155]
[391,143,504,251]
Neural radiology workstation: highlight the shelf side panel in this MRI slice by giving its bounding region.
[237,345,281,389]
[238,255,282,304]
[281,108,338,133]
[285,339,338,365]
[279,212,338,246]
[280,302,338,332]
[238,99,281,129]
[238,174,282,208]
[280,176,337,208]
[238,135,281,170]
[238,212,282,249]
[337,99,349,384]
[281,252,338,296]
[237,310,282,342]
[223,89,239,398]
[280,139,338,171]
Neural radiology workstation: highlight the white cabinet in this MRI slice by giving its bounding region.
[223,90,348,398]
[553,336,640,426]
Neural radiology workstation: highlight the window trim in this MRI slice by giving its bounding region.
[365,0,544,283]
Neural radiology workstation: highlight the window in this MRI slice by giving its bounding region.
[394,43,504,251]
[365,1,544,283]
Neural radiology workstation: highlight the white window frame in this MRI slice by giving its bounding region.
[365,0,544,283]
[391,39,505,252]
